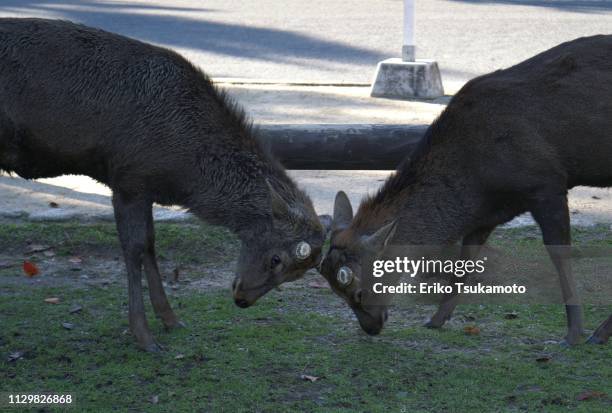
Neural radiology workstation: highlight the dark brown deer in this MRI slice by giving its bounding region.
[0,19,326,351]
[320,35,612,345]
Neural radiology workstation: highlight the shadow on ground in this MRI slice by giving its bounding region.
[0,0,386,70]
[449,0,612,13]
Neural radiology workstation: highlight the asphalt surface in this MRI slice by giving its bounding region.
[0,0,610,84]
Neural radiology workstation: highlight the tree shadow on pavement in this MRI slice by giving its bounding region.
[0,0,386,68]
[448,0,612,13]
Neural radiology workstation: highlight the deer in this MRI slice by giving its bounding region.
[0,18,326,351]
[319,35,612,346]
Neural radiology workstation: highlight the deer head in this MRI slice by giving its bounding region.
[319,191,397,335]
[232,180,330,308]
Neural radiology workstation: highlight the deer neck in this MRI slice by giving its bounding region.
[187,147,296,235]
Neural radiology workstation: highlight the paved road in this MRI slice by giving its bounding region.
[3,171,612,226]
[0,0,610,84]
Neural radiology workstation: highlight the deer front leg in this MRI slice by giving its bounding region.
[425,226,494,328]
[113,192,162,352]
[142,209,183,330]
[530,192,584,346]
[587,315,611,345]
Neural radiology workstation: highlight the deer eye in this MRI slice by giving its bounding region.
[337,266,354,286]
[270,255,282,268]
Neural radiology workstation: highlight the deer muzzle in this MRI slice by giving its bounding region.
[232,277,274,308]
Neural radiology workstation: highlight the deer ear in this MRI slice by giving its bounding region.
[362,220,397,250]
[266,179,290,218]
[332,191,353,231]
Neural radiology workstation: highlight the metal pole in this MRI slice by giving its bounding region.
[402,0,415,61]
[259,124,427,170]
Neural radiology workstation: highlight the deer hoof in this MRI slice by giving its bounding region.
[424,319,444,329]
[164,319,186,331]
[142,342,164,353]
[586,334,607,345]
[560,336,580,348]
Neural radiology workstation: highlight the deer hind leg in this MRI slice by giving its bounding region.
[113,192,162,352]
[529,192,584,346]
[142,208,183,330]
[425,226,494,328]
[587,315,611,345]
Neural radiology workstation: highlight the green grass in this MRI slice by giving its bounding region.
[1,287,610,412]
[0,223,611,412]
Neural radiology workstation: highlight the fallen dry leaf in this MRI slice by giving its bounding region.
[464,326,481,335]
[308,281,329,289]
[0,261,14,269]
[299,374,321,382]
[62,322,74,330]
[23,261,39,277]
[515,384,543,393]
[7,351,24,362]
[68,256,83,264]
[69,304,83,314]
[577,391,607,401]
[44,297,61,304]
[25,244,52,254]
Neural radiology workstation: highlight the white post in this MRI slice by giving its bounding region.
[402,0,415,61]
[370,0,443,99]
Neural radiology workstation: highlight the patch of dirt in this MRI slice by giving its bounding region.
[0,247,595,356]
[0,251,237,294]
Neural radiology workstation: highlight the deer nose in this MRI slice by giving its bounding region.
[232,278,253,308]
[235,298,250,308]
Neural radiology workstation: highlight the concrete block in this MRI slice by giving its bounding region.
[370,58,444,100]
